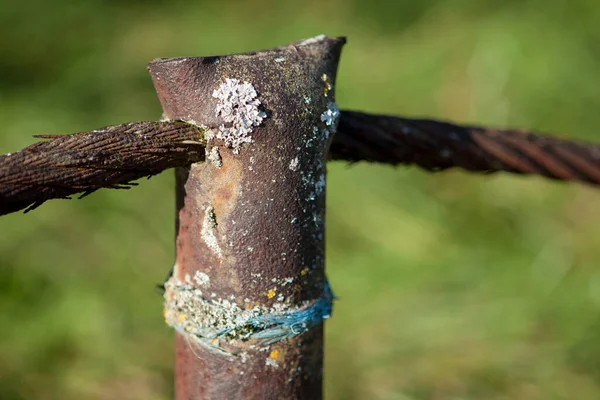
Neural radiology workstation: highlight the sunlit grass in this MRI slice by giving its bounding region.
[2,1,600,399]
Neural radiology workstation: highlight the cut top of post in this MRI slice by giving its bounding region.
[148,35,346,138]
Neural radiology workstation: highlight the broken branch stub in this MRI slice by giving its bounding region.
[148,35,345,399]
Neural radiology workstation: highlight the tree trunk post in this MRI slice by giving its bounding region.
[148,35,345,400]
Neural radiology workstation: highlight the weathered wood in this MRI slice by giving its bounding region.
[150,36,345,399]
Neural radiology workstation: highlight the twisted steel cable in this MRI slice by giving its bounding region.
[334,111,600,185]
[0,121,205,216]
[1,112,600,216]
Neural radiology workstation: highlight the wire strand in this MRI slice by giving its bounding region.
[2,113,599,216]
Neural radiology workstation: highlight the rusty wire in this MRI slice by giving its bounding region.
[0,121,205,216]
[334,111,600,185]
[1,112,600,216]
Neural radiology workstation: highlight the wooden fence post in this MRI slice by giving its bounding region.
[148,35,345,399]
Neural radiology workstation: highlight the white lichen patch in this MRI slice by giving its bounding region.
[302,161,326,202]
[207,146,223,167]
[193,271,210,286]
[302,126,319,149]
[201,206,222,258]
[321,102,340,130]
[162,275,330,350]
[314,173,326,197]
[274,57,285,63]
[212,78,267,153]
[265,356,279,368]
[182,118,208,131]
[304,95,311,104]
[282,277,295,286]
[289,157,299,171]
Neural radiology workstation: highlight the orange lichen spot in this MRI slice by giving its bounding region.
[300,267,309,276]
[269,349,280,360]
[177,313,188,323]
[266,288,276,299]
[321,73,333,97]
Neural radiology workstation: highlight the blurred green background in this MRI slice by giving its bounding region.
[2,0,600,399]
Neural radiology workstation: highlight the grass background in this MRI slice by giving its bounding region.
[2,0,600,398]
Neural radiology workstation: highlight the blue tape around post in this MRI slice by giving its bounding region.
[164,276,334,354]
